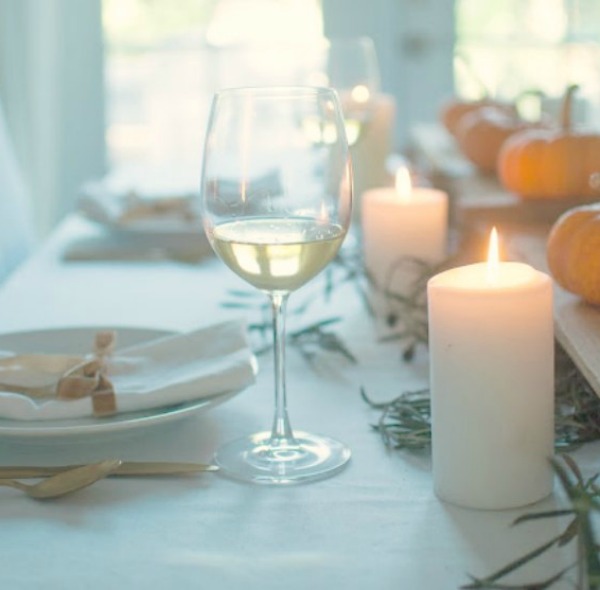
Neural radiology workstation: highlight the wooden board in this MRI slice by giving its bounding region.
[508,229,600,397]
[409,122,593,229]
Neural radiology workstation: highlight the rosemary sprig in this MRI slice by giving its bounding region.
[377,256,439,361]
[555,347,600,450]
[334,246,440,360]
[333,234,473,361]
[362,347,600,590]
[252,316,357,366]
[327,240,375,317]
[461,454,600,590]
[362,344,600,452]
[360,386,431,450]
[221,290,356,366]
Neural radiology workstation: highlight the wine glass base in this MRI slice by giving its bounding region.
[214,431,351,485]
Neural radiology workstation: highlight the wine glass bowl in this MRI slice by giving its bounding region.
[322,37,381,146]
[201,86,352,484]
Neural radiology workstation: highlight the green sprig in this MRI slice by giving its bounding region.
[221,290,356,366]
[362,346,600,589]
[461,455,600,590]
[362,344,600,452]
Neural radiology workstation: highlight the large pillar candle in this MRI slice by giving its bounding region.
[427,229,554,510]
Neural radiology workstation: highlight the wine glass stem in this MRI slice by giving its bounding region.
[269,291,295,446]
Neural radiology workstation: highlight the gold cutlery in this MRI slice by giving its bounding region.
[0,459,122,499]
[0,461,218,479]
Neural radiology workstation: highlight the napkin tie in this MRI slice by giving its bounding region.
[56,332,117,416]
[0,320,257,422]
[119,192,197,224]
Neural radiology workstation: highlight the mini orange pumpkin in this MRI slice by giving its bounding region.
[454,106,532,174]
[439,98,495,137]
[547,202,600,305]
[499,85,600,199]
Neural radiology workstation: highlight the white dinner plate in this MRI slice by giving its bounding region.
[0,326,238,438]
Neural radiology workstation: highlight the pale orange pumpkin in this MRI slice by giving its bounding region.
[498,85,600,199]
[439,97,498,137]
[454,106,532,174]
[547,203,600,305]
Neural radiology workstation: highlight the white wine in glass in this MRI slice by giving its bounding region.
[201,86,353,484]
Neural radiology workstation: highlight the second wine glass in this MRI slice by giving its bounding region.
[324,37,381,146]
[201,86,353,484]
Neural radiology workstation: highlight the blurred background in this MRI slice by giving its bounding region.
[0,0,599,241]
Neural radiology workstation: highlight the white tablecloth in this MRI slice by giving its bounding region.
[0,215,591,589]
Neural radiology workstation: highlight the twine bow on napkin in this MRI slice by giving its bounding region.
[0,320,257,421]
[118,192,198,224]
[0,332,118,416]
[55,331,117,416]
[78,183,200,230]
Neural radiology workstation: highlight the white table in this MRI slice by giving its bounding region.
[0,215,592,589]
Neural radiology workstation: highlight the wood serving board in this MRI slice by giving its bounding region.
[508,228,600,397]
[410,122,594,228]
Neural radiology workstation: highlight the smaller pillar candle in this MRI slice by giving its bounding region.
[361,167,448,293]
[427,229,554,510]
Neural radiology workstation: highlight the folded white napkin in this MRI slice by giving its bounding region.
[79,181,202,233]
[0,320,257,421]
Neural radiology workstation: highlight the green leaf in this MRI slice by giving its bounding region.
[463,535,563,587]
[512,510,574,526]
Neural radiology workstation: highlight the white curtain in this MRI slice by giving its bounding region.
[0,0,106,236]
[0,98,34,281]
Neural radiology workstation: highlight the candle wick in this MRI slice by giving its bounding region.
[486,227,500,284]
[395,168,412,202]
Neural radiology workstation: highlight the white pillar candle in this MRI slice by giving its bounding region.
[361,167,448,293]
[427,229,554,510]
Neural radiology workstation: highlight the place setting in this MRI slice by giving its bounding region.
[0,319,257,499]
[0,319,257,438]
[0,85,355,498]
[62,177,212,264]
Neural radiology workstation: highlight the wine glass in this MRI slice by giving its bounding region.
[200,86,353,484]
[321,37,381,146]
[312,37,383,237]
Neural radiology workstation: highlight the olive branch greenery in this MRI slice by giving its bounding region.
[461,454,600,590]
[362,344,600,453]
[361,344,600,589]
[221,288,357,367]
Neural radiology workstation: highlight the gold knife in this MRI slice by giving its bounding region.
[0,461,218,479]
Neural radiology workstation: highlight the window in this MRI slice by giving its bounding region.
[455,0,600,125]
[102,0,600,194]
[102,0,323,194]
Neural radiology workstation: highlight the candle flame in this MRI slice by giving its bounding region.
[351,84,370,104]
[395,167,412,202]
[487,226,500,283]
